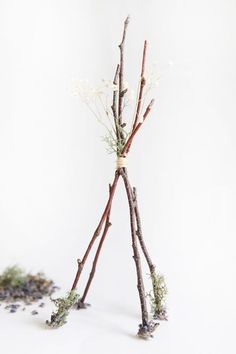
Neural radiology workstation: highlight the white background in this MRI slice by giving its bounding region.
[0,0,236,353]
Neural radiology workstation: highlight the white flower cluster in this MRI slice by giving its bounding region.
[71,62,162,154]
[145,62,160,90]
[72,79,118,104]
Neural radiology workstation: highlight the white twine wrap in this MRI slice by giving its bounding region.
[116,156,127,169]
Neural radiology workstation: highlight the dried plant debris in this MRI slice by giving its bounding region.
[46,290,79,328]
[5,303,21,313]
[148,273,168,321]
[31,310,38,315]
[0,265,58,314]
[138,320,159,339]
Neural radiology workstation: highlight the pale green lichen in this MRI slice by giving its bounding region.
[148,273,167,320]
[46,290,79,328]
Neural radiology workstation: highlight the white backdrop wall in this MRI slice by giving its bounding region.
[0,1,235,354]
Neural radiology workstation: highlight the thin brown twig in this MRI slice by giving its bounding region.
[111,64,120,143]
[122,99,154,155]
[120,168,149,326]
[118,16,130,137]
[80,184,113,303]
[133,187,156,274]
[71,171,120,291]
[133,186,167,321]
[132,40,148,130]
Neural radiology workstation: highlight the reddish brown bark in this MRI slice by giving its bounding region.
[71,171,120,291]
[79,185,112,303]
[120,168,149,326]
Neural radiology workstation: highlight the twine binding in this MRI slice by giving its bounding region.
[116,156,127,169]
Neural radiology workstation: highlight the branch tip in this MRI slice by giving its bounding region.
[125,15,130,25]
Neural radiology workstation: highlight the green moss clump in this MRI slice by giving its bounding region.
[46,290,79,328]
[0,266,26,288]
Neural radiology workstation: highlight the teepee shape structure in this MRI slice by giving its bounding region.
[47,16,167,340]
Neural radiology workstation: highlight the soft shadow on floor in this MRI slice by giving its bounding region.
[27,316,50,330]
[105,300,139,319]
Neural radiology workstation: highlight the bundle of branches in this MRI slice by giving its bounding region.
[47,16,167,339]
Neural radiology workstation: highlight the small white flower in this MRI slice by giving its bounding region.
[123,80,129,91]
[125,88,135,105]
[72,79,105,103]
[137,115,144,124]
[101,79,118,91]
[145,71,160,89]
[145,62,161,89]
[112,84,119,91]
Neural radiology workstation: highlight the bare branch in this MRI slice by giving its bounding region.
[71,171,120,291]
[118,16,130,133]
[143,98,154,119]
[133,187,156,274]
[122,99,154,155]
[120,168,149,327]
[132,40,148,130]
[80,184,112,303]
[111,64,120,141]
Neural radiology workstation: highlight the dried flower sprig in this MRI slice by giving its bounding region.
[102,126,129,155]
[72,67,157,156]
